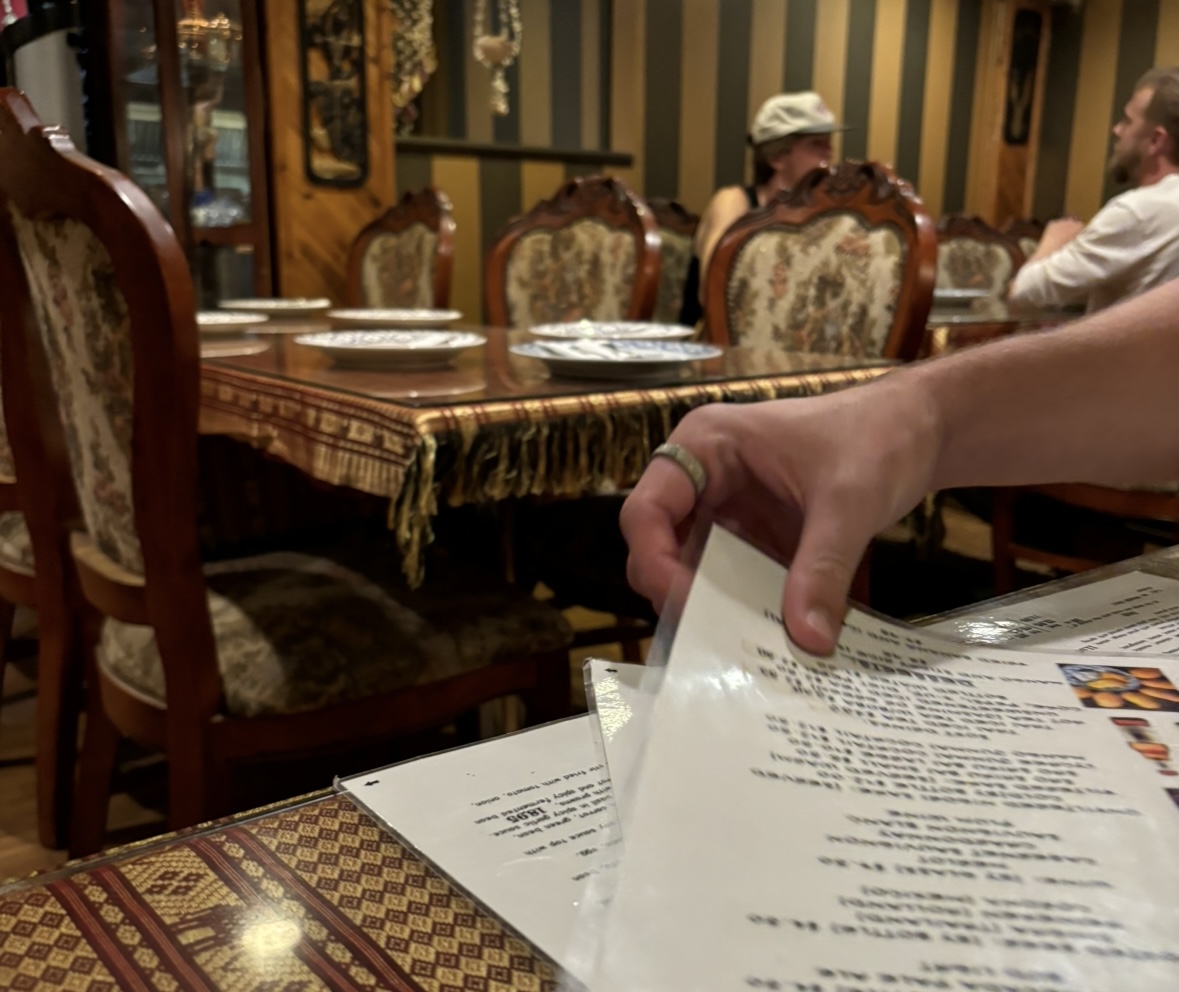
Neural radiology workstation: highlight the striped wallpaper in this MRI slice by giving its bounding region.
[396,0,1179,323]
[609,0,984,221]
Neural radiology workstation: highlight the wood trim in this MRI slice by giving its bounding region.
[483,175,661,327]
[149,0,194,255]
[395,135,634,167]
[345,187,455,309]
[646,197,699,238]
[70,532,150,626]
[703,161,937,362]
[229,0,272,295]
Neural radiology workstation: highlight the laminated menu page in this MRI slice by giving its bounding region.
[337,678,648,978]
[580,527,1179,992]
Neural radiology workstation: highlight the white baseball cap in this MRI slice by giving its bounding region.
[749,92,847,145]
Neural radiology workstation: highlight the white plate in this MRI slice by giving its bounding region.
[511,340,723,380]
[933,287,994,307]
[327,308,463,329]
[294,330,486,369]
[198,311,270,334]
[529,321,694,340]
[219,297,333,317]
[201,339,272,358]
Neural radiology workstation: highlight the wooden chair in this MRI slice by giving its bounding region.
[0,88,573,855]
[936,214,1025,295]
[992,483,1179,595]
[647,197,699,325]
[346,187,455,309]
[704,161,936,361]
[0,369,70,850]
[1002,217,1045,262]
[485,175,660,328]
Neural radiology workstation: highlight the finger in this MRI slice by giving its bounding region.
[781,493,877,655]
[620,459,700,609]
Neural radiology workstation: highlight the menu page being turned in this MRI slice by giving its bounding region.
[584,528,1179,992]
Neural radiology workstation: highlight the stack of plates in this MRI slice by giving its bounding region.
[219,297,333,318]
[294,330,486,369]
[511,340,722,380]
[932,287,994,308]
[198,311,269,334]
[529,321,693,340]
[327,308,463,329]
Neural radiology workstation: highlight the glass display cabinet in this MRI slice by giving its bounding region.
[98,0,271,305]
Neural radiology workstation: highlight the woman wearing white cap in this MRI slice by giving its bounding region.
[679,91,847,327]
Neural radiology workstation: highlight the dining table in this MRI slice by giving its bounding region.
[199,324,894,584]
[923,296,1083,357]
[4,545,1177,991]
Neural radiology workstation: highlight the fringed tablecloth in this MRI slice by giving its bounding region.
[200,364,891,584]
[0,794,559,992]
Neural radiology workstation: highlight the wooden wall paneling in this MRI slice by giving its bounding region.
[264,0,396,302]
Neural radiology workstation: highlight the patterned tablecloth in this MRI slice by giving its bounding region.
[200,354,891,583]
[0,794,559,992]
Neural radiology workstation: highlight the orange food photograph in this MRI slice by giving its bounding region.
[1060,663,1179,712]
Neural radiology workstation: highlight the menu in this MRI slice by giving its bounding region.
[931,571,1179,655]
[336,671,649,972]
[580,528,1179,992]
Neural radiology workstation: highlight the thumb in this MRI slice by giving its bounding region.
[781,493,876,655]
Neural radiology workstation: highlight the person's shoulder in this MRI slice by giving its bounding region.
[705,184,750,207]
[1105,176,1179,217]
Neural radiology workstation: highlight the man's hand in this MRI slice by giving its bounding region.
[1030,217,1086,261]
[620,380,942,656]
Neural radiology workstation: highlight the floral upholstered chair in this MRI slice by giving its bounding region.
[1002,217,1045,263]
[346,187,455,309]
[936,214,1025,295]
[0,89,572,855]
[704,161,936,360]
[647,198,699,326]
[485,176,660,328]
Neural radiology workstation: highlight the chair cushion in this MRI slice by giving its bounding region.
[97,552,572,717]
[725,213,905,356]
[653,228,693,325]
[360,224,438,309]
[936,239,1015,294]
[505,220,637,328]
[0,511,33,575]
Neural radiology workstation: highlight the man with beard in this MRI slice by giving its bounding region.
[1009,66,1179,313]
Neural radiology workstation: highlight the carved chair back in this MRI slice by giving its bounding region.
[0,87,226,791]
[646,197,699,325]
[346,187,456,309]
[484,175,660,328]
[936,214,1026,294]
[704,161,936,360]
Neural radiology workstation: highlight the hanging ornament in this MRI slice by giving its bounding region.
[472,0,522,117]
[391,0,438,133]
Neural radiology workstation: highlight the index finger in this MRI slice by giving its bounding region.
[620,457,700,611]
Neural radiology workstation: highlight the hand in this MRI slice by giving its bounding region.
[620,378,942,655]
[1035,217,1086,257]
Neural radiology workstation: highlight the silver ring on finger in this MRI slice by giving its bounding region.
[650,442,708,498]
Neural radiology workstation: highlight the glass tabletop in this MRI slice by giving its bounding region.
[200,324,894,409]
[927,300,1082,326]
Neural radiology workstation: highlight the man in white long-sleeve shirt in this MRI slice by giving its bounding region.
[1010,67,1179,313]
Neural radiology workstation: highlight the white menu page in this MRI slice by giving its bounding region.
[338,717,617,966]
[931,570,1179,654]
[337,664,653,973]
[583,528,1179,992]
